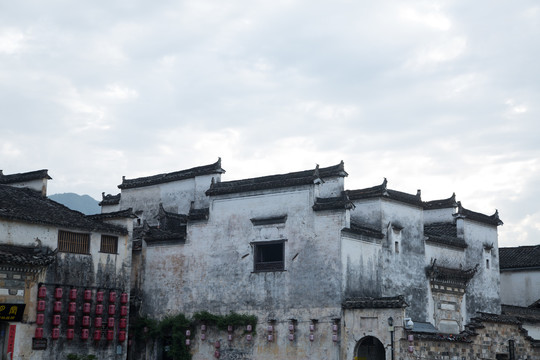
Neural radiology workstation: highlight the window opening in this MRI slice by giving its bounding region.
[395,241,399,253]
[486,259,490,269]
[58,230,90,254]
[100,235,118,254]
[254,241,285,272]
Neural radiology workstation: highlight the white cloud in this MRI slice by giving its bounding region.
[0,28,27,55]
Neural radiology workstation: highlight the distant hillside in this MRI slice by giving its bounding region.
[49,193,100,215]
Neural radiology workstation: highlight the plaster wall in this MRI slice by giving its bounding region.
[140,187,346,319]
[523,323,540,340]
[423,207,454,224]
[341,235,383,298]
[120,173,219,225]
[424,243,466,268]
[461,219,501,321]
[6,178,47,195]
[349,199,381,229]
[379,200,428,322]
[500,270,540,307]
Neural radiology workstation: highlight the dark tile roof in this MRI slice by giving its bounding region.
[118,158,225,190]
[206,161,348,196]
[424,222,467,249]
[472,312,522,325]
[502,305,540,323]
[313,192,354,211]
[423,193,457,210]
[411,322,438,334]
[346,178,423,207]
[426,261,478,287]
[342,222,384,239]
[454,202,503,226]
[0,169,51,184]
[0,184,127,235]
[99,193,121,206]
[0,244,57,267]
[342,295,408,309]
[188,207,209,221]
[87,208,136,220]
[499,245,540,270]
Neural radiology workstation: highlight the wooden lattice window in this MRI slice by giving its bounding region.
[58,230,90,254]
[100,235,118,254]
[254,241,285,272]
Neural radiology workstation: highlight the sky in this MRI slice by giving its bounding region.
[1,0,539,248]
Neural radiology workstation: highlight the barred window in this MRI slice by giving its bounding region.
[58,230,90,254]
[100,235,118,254]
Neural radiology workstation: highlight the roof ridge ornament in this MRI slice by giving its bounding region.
[382,178,389,196]
[313,164,324,184]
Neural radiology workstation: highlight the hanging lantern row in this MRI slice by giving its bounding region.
[34,285,128,342]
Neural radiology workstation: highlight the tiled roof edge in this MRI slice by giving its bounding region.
[0,169,52,184]
[119,158,225,190]
[454,202,503,226]
[206,161,347,196]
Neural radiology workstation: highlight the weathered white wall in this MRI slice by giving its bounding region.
[500,270,540,307]
[342,235,383,298]
[425,243,466,268]
[0,219,131,359]
[460,218,501,322]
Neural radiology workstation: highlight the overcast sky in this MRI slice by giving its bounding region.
[1,0,539,247]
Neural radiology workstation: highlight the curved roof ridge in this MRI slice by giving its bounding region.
[206,161,347,196]
[423,193,457,210]
[454,202,503,226]
[119,158,224,190]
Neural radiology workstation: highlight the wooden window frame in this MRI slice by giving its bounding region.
[253,240,286,272]
[100,235,118,254]
[58,230,90,254]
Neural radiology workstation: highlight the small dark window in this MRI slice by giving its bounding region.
[486,259,490,269]
[254,241,285,272]
[58,230,90,254]
[100,235,118,254]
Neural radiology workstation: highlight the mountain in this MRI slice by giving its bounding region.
[48,193,100,215]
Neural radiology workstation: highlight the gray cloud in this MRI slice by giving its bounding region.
[1,0,539,247]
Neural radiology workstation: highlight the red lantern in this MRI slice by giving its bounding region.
[119,318,127,329]
[52,314,61,326]
[67,328,75,340]
[81,328,89,340]
[83,302,91,313]
[37,300,46,312]
[95,317,102,328]
[84,289,92,301]
[68,302,76,313]
[96,291,104,302]
[214,350,220,359]
[52,328,60,340]
[108,304,116,315]
[54,287,63,299]
[120,292,128,304]
[35,327,44,339]
[95,304,103,315]
[82,316,90,327]
[53,301,62,313]
[68,315,76,326]
[38,285,47,298]
[109,291,117,303]
[108,317,115,328]
[36,313,45,325]
[69,288,77,300]
[94,330,102,341]
[107,330,114,341]
[120,305,128,316]
[118,330,126,342]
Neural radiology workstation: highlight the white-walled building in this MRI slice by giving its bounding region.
[0,170,133,359]
[98,159,537,360]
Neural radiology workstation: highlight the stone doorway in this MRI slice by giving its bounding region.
[355,336,385,360]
